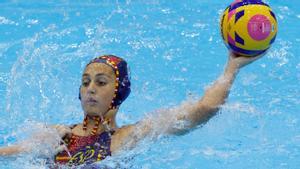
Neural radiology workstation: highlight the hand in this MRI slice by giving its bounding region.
[52,124,72,138]
[54,144,70,156]
[52,125,72,155]
[229,51,266,69]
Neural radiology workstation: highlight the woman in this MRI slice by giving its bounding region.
[0,53,263,167]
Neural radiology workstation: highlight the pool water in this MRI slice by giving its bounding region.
[0,0,299,168]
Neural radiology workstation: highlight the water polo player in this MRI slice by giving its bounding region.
[0,52,264,167]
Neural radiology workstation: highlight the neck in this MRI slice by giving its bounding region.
[82,115,116,135]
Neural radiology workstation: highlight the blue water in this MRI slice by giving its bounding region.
[0,0,299,168]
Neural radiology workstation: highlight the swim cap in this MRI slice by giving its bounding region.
[80,55,131,109]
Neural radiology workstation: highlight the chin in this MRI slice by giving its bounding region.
[84,107,106,117]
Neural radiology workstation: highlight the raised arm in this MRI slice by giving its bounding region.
[124,52,264,139]
[169,52,264,134]
[113,52,264,151]
[169,52,265,133]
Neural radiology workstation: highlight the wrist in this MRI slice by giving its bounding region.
[226,61,240,74]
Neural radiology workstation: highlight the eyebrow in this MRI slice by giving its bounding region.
[82,73,111,79]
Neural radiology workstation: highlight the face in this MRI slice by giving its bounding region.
[80,63,116,117]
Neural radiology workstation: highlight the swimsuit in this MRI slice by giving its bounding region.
[54,129,114,166]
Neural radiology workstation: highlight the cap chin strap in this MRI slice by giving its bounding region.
[82,107,113,135]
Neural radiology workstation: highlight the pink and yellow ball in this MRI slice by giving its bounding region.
[220,0,278,56]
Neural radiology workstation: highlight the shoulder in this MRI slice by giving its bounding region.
[113,124,136,140]
[110,124,137,154]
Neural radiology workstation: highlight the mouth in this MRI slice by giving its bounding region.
[86,97,98,105]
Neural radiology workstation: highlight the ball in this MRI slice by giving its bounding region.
[220,0,278,56]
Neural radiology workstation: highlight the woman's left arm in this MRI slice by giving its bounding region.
[166,52,265,134]
[115,53,265,151]
[128,52,265,138]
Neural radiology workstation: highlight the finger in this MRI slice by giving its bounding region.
[60,129,70,137]
[60,128,72,138]
[255,52,266,59]
[229,52,237,59]
[52,124,59,130]
[57,125,66,132]
[64,128,72,136]
[248,53,265,62]
[230,51,245,58]
[57,125,72,133]
[54,124,65,131]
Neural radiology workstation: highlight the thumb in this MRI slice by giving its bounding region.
[243,52,266,64]
[55,144,72,156]
[55,145,66,154]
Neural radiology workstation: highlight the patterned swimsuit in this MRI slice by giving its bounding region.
[54,130,114,167]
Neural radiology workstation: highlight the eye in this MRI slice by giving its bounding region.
[82,79,90,87]
[96,80,107,86]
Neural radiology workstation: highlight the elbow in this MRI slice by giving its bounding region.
[188,102,221,127]
[200,98,225,113]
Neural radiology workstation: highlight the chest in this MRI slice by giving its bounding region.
[55,132,112,166]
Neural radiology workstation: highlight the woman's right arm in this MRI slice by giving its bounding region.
[0,145,27,156]
[0,124,71,156]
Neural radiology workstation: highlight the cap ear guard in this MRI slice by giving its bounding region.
[112,61,131,107]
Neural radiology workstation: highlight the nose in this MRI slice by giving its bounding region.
[87,81,96,95]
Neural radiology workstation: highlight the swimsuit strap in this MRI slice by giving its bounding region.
[88,130,114,161]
